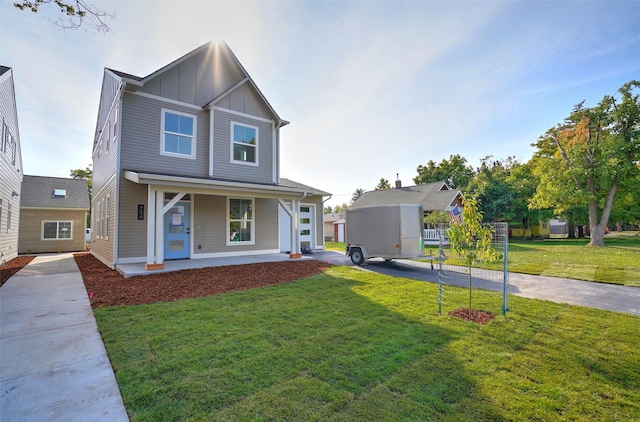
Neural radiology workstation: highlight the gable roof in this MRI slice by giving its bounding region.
[106,41,288,127]
[350,181,462,211]
[20,176,90,209]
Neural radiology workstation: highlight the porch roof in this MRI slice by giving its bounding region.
[123,170,330,199]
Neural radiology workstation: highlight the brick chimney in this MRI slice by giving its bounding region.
[395,173,402,189]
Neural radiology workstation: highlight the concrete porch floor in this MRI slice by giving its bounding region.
[115,250,352,278]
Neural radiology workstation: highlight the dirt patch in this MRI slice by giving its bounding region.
[1,255,36,287]
[73,253,330,308]
[448,308,496,325]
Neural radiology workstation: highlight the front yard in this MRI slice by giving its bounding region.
[94,265,640,421]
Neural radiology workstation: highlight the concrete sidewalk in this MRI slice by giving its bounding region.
[0,253,129,422]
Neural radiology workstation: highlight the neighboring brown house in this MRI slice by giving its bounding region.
[19,176,90,253]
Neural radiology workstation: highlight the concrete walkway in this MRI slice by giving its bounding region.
[0,253,129,422]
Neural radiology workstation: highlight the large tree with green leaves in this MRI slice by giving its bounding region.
[530,80,640,246]
[414,154,474,189]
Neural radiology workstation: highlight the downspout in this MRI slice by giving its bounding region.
[112,80,126,268]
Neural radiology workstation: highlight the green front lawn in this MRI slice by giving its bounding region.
[96,267,640,421]
[329,234,640,286]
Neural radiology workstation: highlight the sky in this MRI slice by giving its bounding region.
[1,0,639,208]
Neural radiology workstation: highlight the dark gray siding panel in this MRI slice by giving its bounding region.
[212,109,274,183]
[120,93,209,177]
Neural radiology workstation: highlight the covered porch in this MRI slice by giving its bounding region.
[123,171,326,271]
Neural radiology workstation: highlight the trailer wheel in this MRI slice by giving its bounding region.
[350,248,365,265]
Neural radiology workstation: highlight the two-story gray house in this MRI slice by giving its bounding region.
[0,66,23,263]
[91,42,329,271]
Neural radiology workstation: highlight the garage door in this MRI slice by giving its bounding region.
[299,205,315,248]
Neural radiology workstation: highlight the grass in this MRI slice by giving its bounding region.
[96,266,640,421]
[328,234,640,287]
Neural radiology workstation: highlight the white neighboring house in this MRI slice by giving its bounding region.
[0,66,23,263]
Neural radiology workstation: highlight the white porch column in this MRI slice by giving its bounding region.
[155,190,165,264]
[291,198,300,256]
[146,188,161,269]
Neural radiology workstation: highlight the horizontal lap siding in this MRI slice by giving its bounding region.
[212,109,273,183]
[0,70,22,261]
[18,209,86,253]
[117,179,148,259]
[193,195,278,255]
[90,175,116,264]
[120,93,209,177]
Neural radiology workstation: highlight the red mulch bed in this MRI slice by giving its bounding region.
[448,308,496,325]
[73,253,330,308]
[0,255,36,287]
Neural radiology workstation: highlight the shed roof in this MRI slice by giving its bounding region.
[21,176,90,209]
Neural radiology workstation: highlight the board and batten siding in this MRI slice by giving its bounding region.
[193,195,278,255]
[18,209,86,254]
[139,44,245,107]
[214,82,273,121]
[120,93,209,177]
[211,109,274,183]
[0,68,22,262]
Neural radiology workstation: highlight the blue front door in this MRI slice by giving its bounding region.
[164,202,190,260]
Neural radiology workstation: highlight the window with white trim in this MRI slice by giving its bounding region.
[1,122,7,153]
[161,109,196,158]
[228,198,254,244]
[104,196,110,239]
[105,125,110,154]
[112,109,117,143]
[230,122,258,165]
[96,200,102,238]
[43,221,72,240]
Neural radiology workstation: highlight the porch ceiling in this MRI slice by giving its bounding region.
[123,170,318,199]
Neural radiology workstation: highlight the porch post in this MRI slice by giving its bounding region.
[145,188,161,269]
[155,190,165,264]
[290,198,301,257]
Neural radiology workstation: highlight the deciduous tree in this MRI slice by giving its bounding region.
[414,154,474,189]
[14,0,115,32]
[530,81,640,246]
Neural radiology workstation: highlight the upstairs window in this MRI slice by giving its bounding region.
[231,122,258,166]
[162,109,196,159]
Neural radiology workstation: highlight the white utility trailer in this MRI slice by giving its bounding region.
[345,204,424,265]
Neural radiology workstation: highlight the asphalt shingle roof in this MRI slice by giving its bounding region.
[21,176,90,209]
[350,181,461,211]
